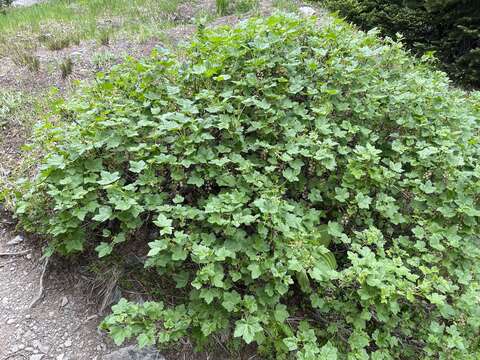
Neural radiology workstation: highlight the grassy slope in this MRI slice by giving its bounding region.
[0,0,188,206]
[0,0,184,43]
[0,0,309,203]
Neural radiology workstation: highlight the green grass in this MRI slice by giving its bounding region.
[0,0,185,45]
[0,90,24,128]
[272,0,299,12]
[215,0,229,15]
[0,89,49,206]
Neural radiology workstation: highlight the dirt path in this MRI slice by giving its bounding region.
[0,219,117,360]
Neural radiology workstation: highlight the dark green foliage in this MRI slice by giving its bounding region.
[0,0,12,13]
[16,14,480,359]
[324,0,480,88]
[0,0,12,7]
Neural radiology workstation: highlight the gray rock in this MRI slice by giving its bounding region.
[32,339,49,354]
[30,355,44,360]
[12,0,44,6]
[60,296,69,308]
[7,235,24,246]
[299,6,316,17]
[103,346,165,360]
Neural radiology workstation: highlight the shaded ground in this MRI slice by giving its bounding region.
[0,219,115,360]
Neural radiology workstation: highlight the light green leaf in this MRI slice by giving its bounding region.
[319,342,338,359]
[234,317,263,344]
[147,239,168,257]
[129,160,147,173]
[95,242,113,258]
[356,193,372,209]
[92,206,112,222]
[247,263,262,279]
[98,171,121,185]
[283,337,298,351]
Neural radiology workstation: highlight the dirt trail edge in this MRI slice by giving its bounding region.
[0,220,116,360]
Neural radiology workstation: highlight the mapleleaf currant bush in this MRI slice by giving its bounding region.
[15,13,480,359]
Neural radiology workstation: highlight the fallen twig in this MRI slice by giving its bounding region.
[29,256,50,309]
[0,250,30,257]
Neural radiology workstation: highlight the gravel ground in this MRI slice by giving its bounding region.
[0,220,116,360]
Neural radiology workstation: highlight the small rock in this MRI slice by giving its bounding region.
[6,318,15,325]
[103,346,165,360]
[32,339,49,354]
[64,339,72,348]
[299,6,316,17]
[7,235,24,246]
[30,355,44,360]
[13,0,45,6]
[56,354,65,360]
[60,296,69,307]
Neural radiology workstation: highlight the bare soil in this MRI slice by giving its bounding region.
[0,217,115,360]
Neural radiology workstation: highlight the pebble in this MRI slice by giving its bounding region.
[7,235,24,246]
[299,6,316,17]
[10,344,25,352]
[33,339,50,354]
[103,346,165,360]
[29,355,44,360]
[60,296,69,308]
[64,339,72,348]
[6,318,15,325]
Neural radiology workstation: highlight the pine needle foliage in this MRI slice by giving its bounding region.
[324,0,480,88]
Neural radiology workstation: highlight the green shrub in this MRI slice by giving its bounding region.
[16,13,480,359]
[324,0,480,88]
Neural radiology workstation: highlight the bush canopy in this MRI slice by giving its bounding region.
[16,13,480,359]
